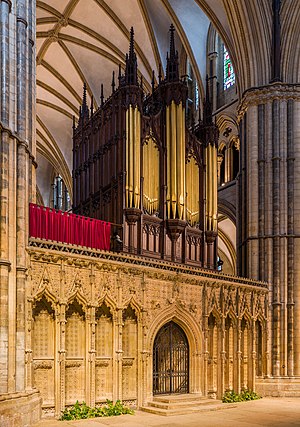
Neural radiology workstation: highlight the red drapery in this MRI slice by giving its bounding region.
[29,203,111,251]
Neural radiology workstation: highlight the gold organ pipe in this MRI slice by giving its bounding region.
[186,159,191,223]
[186,158,199,226]
[143,142,148,212]
[143,137,159,214]
[134,107,141,208]
[205,146,208,229]
[209,144,213,230]
[181,106,186,220]
[166,101,186,220]
[212,144,217,231]
[205,145,210,230]
[125,106,141,209]
[166,106,171,218]
[130,106,134,208]
[126,109,129,207]
[205,143,218,231]
[150,138,154,213]
[171,102,177,219]
[176,103,181,219]
[210,144,213,230]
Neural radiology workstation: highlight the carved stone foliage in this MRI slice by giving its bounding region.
[27,247,268,412]
[28,251,268,324]
[95,271,118,303]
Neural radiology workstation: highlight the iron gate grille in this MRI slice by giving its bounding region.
[153,321,189,395]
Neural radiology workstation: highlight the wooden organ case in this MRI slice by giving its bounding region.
[73,26,219,269]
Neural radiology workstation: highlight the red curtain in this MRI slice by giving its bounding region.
[29,203,111,251]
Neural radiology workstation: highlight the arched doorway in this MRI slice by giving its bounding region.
[153,321,189,395]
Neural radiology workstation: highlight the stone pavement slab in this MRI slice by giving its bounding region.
[33,398,300,427]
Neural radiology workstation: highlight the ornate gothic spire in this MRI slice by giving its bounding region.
[100,83,104,106]
[81,81,89,120]
[111,70,115,93]
[166,24,179,82]
[125,27,138,85]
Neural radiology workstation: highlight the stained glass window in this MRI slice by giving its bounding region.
[224,47,235,89]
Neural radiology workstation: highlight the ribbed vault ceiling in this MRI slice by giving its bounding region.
[36,0,233,202]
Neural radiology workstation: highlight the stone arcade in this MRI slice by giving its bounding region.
[1,1,300,425]
[27,240,268,417]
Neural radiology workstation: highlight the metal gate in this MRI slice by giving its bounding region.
[153,321,189,395]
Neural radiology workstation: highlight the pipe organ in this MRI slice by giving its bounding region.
[73,25,219,268]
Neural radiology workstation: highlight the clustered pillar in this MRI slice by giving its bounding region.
[237,84,300,378]
[0,0,40,423]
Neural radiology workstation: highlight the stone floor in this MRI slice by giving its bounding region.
[33,398,300,427]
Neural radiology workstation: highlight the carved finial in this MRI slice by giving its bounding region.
[82,82,87,107]
[90,95,94,116]
[118,64,122,86]
[112,70,115,93]
[100,84,104,106]
[166,24,179,82]
[151,70,155,93]
[81,82,89,119]
[125,27,138,85]
[129,26,135,58]
[72,115,76,131]
[169,23,175,59]
[158,63,162,83]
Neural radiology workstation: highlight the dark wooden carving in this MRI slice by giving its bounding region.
[72,26,218,269]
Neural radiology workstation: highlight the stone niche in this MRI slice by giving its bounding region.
[26,240,268,417]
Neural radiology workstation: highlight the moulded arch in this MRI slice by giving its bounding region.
[218,140,227,152]
[216,114,238,138]
[206,23,217,54]
[255,311,267,325]
[240,310,252,326]
[218,199,236,224]
[225,309,238,327]
[207,307,222,325]
[146,303,204,396]
[147,303,202,356]
[123,297,142,322]
[97,294,117,315]
[32,293,56,318]
[33,285,58,308]
[122,298,142,322]
[67,292,88,314]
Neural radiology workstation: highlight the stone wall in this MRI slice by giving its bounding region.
[26,239,268,417]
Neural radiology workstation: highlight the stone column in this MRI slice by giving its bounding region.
[0,0,40,422]
[115,271,123,401]
[57,303,66,416]
[202,311,209,397]
[218,317,226,398]
[250,319,256,391]
[0,0,12,395]
[208,52,218,112]
[237,84,300,378]
[234,318,242,394]
[89,265,96,407]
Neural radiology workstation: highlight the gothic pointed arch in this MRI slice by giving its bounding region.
[147,303,202,356]
[153,320,189,394]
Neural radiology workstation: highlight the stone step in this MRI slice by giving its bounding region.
[141,402,236,416]
[152,393,204,403]
[148,398,220,410]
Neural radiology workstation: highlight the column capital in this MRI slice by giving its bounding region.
[237,83,300,121]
